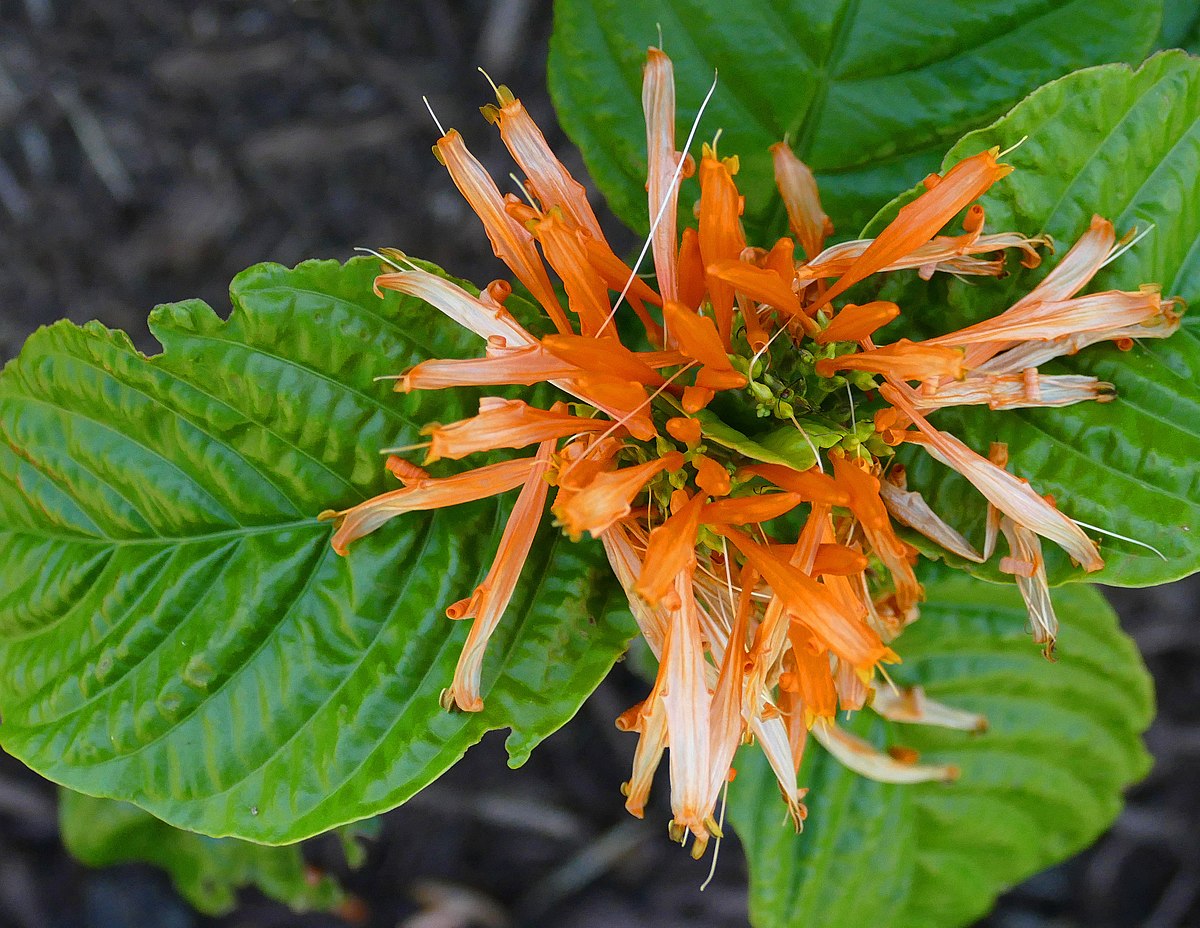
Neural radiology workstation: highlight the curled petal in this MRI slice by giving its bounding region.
[376,269,532,346]
[322,457,538,555]
[880,466,983,563]
[812,718,959,783]
[436,129,569,333]
[447,439,554,711]
[883,382,1103,571]
[643,48,682,303]
[771,141,832,260]
[871,686,989,733]
[999,515,1059,659]
[911,372,1115,411]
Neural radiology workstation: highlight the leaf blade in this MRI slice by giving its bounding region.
[548,0,1162,237]
[0,258,636,843]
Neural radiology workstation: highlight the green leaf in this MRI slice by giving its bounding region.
[59,788,353,916]
[0,257,636,843]
[869,52,1200,587]
[1158,0,1200,52]
[730,576,1153,928]
[548,0,1161,238]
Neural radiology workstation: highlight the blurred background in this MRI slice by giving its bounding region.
[0,1,1197,926]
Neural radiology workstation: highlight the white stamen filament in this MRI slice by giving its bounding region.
[1099,223,1155,269]
[422,95,447,136]
[598,70,720,338]
[1071,518,1168,560]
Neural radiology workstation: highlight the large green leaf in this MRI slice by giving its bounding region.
[1159,0,1200,52]
[548,0,1161,238]
[0,257,635,843]
[60,788,356,916]
[730,576,1153,928]
[866,52,1200,587]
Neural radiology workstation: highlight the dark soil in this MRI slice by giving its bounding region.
[0,2,1196,926]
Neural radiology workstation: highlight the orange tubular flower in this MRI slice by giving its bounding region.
[636,491,706,607]
[701,491,804,525]
[706,260,803,317]
[718,527,892,670]
[396,341,579,393]
[435,129,569,333]
[815,339,967,384]
[445,438,554,711]
[816,301,900,344]
[643,48,683,303]
[323,45,1182,859]
[808,148,1013,314]
[882,383,1103,571]
[831,453,922,619]
[662,300,747,390]
[322,457,538,555]
[771,141,833,260]
[697,147,747,344]
[423,398,610,463]
[555,452,685,539]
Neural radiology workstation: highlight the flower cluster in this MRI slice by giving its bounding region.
[322,49,1182,856]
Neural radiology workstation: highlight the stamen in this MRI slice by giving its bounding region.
[721,538,737,613]
[597,70,720,338]
[353,246,408,271]
[875,661,901,697]
[477,66,502,98]
[422,95,447,136]
[997,135,1028,159]
[378,441,432,454]
[751,311,805,369]
[1100,223,1155,269]
[787,412,824,474]
[845,380,857,433]
[1071,518,1168,560]
[656,22,664,50]
[699,778,729,890]
[509,172,540,210]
